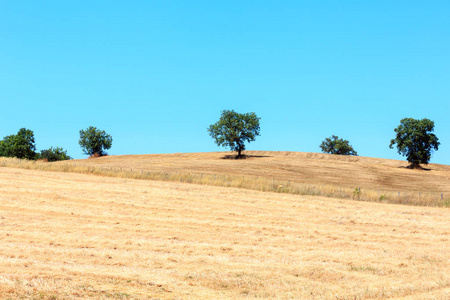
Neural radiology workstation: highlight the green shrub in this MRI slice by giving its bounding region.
[353,188,361,199]
[320,135,358,156]
[38,147,71,162]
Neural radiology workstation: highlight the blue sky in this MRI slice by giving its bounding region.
[1,1,449,164]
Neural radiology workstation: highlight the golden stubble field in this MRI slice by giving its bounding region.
[66,151,450,194]
[0,166,449,299]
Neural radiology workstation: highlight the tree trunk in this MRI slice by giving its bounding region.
[410,161,421,169]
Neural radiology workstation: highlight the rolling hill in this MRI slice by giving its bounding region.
[65,151,450,193]
[0,166,449,299]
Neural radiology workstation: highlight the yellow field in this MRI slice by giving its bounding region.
[0,164,449,299]
[2,151,449,206]
[65,151,450,193]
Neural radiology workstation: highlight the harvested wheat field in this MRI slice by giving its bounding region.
[0,166,449,299]
[67,151,450,194]
[44,151,450,207]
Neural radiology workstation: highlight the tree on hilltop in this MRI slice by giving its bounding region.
[319,135,358,156]
[79,126,112,156]
[208,109,261,158]
[38,147,72,161]
[389,118,439,169]
[0,128,37,160]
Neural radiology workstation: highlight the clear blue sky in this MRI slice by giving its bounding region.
[1,1,449,164]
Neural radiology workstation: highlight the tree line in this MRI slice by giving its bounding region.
[0,126,112,162]
[0,111,441,169]
[208,110,440,169]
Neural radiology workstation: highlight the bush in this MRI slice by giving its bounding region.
[353,188,362,199]
[38,147,71,162]
[320,135,358,156]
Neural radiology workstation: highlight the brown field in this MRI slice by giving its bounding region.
[0,159,449,299]
[64,151,450,193]
[36,151,448,207]
[2,151,449,206]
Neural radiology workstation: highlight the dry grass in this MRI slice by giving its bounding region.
[66,151,450,192]
[1,151,449,207]
[0,167,448,299]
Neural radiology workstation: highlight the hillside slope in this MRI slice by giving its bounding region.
[0,167,449,299]
[66,151,450,193]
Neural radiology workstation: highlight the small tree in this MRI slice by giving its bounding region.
[208,109,260,157]
[79,126,112,156]
[389,118,439,169]
[319,135,358,156]
[38,147,72,162]
[0,128,37,160]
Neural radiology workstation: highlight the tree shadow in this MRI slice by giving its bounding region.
[221,154,272,160]
[398,165,432,171]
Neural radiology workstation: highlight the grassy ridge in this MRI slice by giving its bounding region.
[1,157,448,207]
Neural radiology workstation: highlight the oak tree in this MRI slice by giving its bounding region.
[79,126,112,156]
[0,128,37,160]
[389,118,439,168]
[319,135,358,156]
[208,110,260,157]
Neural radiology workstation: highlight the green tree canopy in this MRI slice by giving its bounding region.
[389,118,439,168]
[0,128,37,160]
[319,135,358,156]
[38,147,72,162]
[79,126,113,156]
[208,109,261,157]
